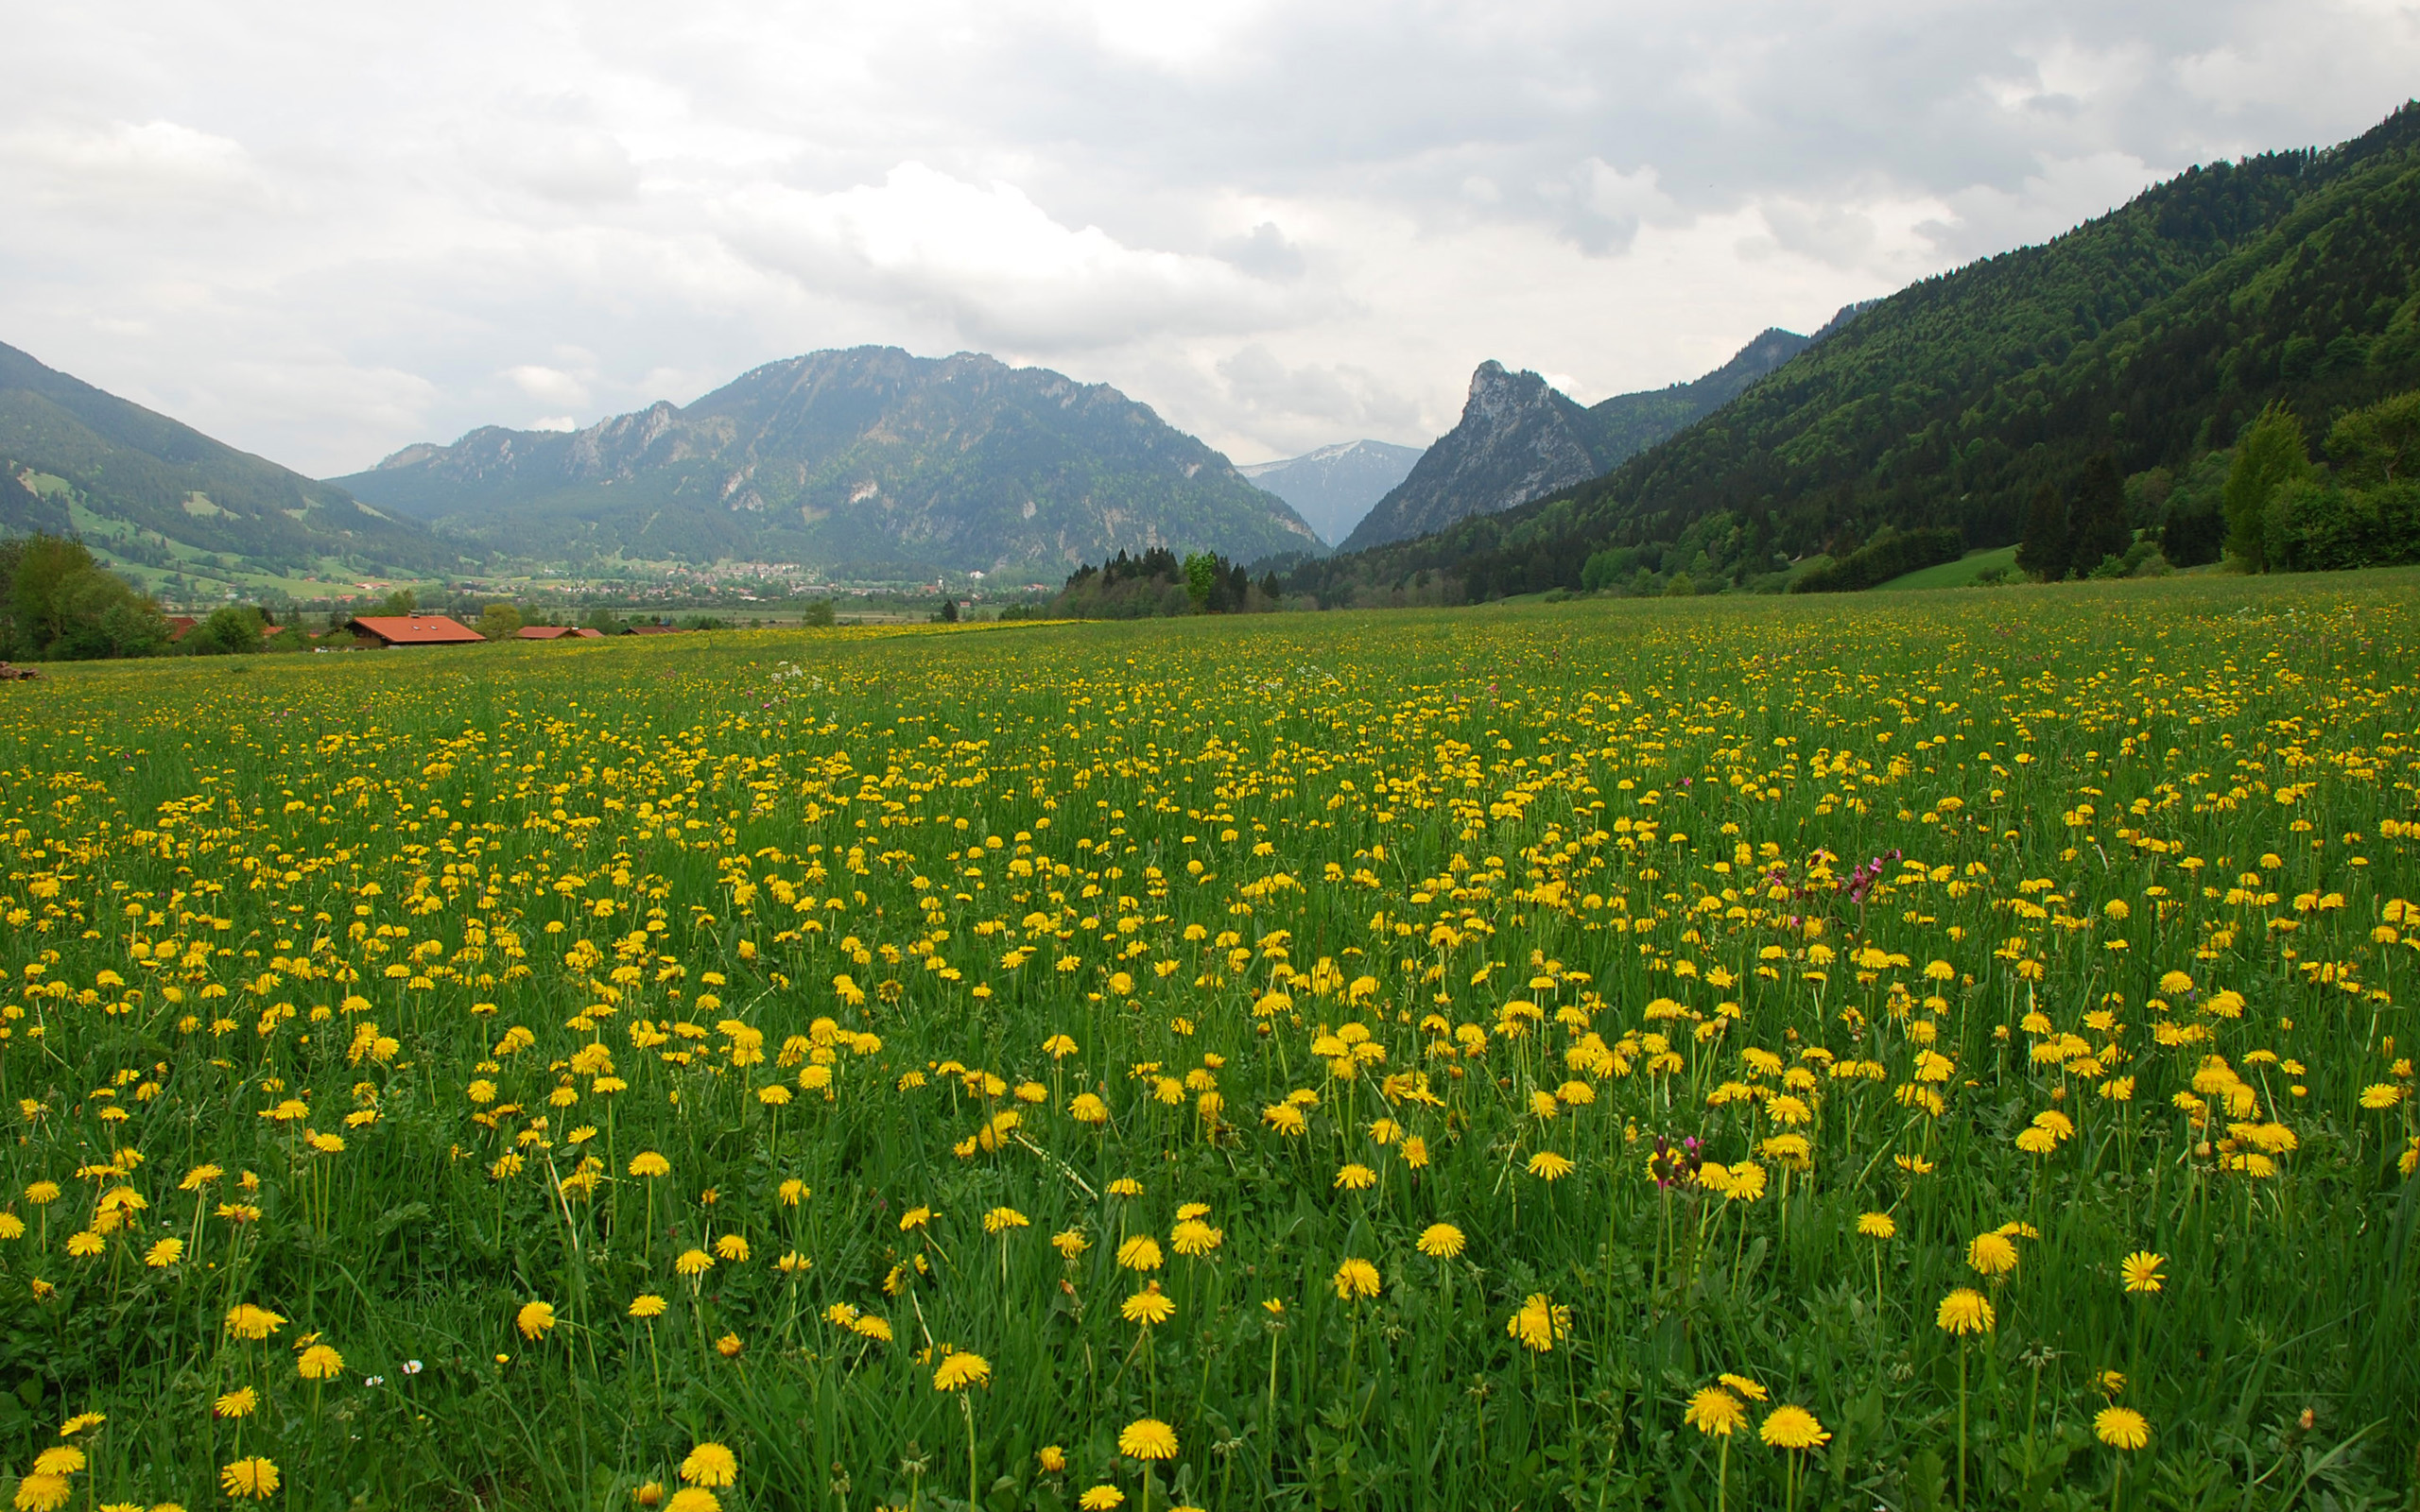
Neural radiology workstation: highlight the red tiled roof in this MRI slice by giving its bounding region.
[346,614,486,645]
[516,625,579,639]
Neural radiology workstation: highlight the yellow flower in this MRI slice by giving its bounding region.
[297,1344,345,1382]
[1856,1211,1896,1239]
[1052,1228,1090,1260]
[1684,1387,1745,1436]
[214,1388,258,1419]
[1079,1487,1125,1510]
[934,1350,992,1391]
[219,1457,280,1501]
[28,1449,82,1477]
[1505,1294,1569,1352]
[1117,1418,1179,1461]
[1526,1150,1575,1181]
[899,1206,934,1231]
[144,1237,183,1267]
[65,1231,104,1259]
[1334,1162,1377,1191]
[983,1207,1031,1235]
[1416,1223,1466,1259]
[1122,1283,1178,1327]
[675,1248,717,1277]
[10,1474,70,1512]
[1966,1231,2018,1278]
[628,1151,671,1177]
[2094,1406,2151,1451]
[56,1413,104,1437]
[516,1300,556,1339]
[2120,1251,2166,1294]
[1936,1288,1996,1335]
[630,1294,668,1318]
[224,1304,285,1341]
[1759,1404,1830,1450]
[714,1233,751,1262]
[1115,1236,1164,1272]
[665,1490,719,1512]
[1331,1257,1381,1300]
[680,1442,739,1487]
[1036,1444,1068,1472]
[1718,1372,1769,1403]
[2360,1083,2403,1109]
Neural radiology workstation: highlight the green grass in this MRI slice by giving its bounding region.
[1875,545,2021,592]
[0,574,2413,1511]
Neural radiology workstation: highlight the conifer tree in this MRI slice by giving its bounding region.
[2066,454,2132,577]
[2014,484,2069,581]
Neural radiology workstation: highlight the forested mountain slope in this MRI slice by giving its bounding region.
[1291,102,2420,602]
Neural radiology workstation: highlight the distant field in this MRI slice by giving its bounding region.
[1875,544,2021,591]
[1,575,2413,1510]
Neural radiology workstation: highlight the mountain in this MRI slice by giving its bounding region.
[1292,102,2420,602]
[1236,439,1423,546]
[0,340,454,586]
[337,347,1319,576]
[1338,328,1811,552]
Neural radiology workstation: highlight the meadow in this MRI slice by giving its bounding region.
[0,572,2414,1512]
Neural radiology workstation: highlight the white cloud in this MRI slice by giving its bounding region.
[714,163,1310,352]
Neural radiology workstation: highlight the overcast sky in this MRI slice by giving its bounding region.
[5,1,2416,476]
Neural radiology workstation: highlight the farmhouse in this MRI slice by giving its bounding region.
[515,625,606,640]
[343,613,486,648]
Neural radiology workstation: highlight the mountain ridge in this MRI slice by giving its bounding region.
[0,339,454,585]
[1236,438,1422,546]
[1338,326,1814,552]
[338,346,1319,575]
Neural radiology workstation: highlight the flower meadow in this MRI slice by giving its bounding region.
[0,573,2415,1512]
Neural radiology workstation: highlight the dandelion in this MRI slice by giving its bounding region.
[1052,1228,1089,1260]
[2120,1252,2166,1294]
[1118,1418,1178,1460]
[516,1300,556,1339]
[1505,1294,1567,1352]
[934,1350,990,1390]
[219,1458,280,1500]
[11,1476,69,1512]
[1416,1223,1466,1259]
[1331,1258,1380,1299]
[1122,1282,1177,1327]
[1967,1231,2018,1278]
[297,1344,345,1381]
[665,1492,718,1512]
[1078,1487,1125,1511]
[1762,1404,1831,1512]
[144,1237,183,1267]
[1115,1236,1165,1273]
[1333,1162,1376,1191]
[675,1248,717,1277]
[679,1442,739,1487]
[1939,1288,1995,1509]
[2095,1406,2149,1450]
[1526,1150,1574,1181]
[1037,1446,1067,1473]
[225,1304,285,1341]
[28,1450,81,1477]
[1685,1387,1746,1512]
[630,1295,667,1318]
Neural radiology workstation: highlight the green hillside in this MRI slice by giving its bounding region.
[0,341,461,593]
[1290,102,2420,602]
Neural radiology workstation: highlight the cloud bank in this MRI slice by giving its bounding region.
[2,0,2414,475]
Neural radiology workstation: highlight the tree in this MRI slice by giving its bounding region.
[377,587,420,616]
[2066,454,2132,578]
[2223,403,2310,572]
[2014,484,2069,580]
[937,597,959,623]
[801,599,836,627]
[0,534,170,660]
[477,602,525,640]
[2324,388,2420,489]
[186,606,265,656]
